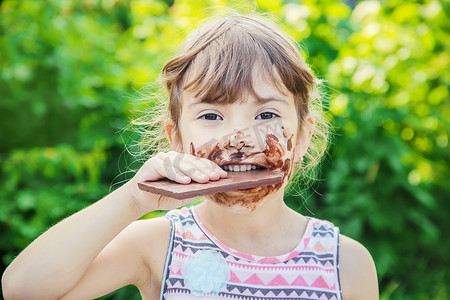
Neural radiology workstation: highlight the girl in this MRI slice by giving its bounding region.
[2,14,378,300]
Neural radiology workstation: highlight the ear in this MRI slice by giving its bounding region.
[293,115,315,162]
[164,119,183,152]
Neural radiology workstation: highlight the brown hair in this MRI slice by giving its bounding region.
[162,15,315,132]
[133,14,330,185]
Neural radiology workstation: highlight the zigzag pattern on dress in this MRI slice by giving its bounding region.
[160,207,342,300]
[167,277,339,299]
[171,240,336,268]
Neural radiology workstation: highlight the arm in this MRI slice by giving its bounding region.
[2,183,148,300]
[60,217,172,300]
[339,234,379,300]
[2,151,226,300]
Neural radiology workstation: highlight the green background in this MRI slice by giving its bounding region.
[1,0,448,299]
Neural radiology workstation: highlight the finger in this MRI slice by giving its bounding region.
[204,158,228,178]
[166,152,220,182]
[193,157,228,179]
[153,156,192,184]
[156,154,211,184]
[177,166,212,183]
[169,152,227,179]
[177,159,221,181]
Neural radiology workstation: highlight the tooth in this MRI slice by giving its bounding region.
[252,165,256,170]
[246,165,252,171]
[233,165,240,172]
[223,166,228,171]
[240,165,246,172]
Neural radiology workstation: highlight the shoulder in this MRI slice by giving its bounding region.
[338,234,379,300]
[118,216,172,294]
[120,215,172,250]
[128,216,172,259]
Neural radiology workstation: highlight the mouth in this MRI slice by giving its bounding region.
[221,163,266,172]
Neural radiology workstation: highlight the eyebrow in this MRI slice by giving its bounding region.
[256,96,289,105]
[188,96,288,108]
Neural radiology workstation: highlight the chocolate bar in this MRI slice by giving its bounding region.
[138,169,284,200]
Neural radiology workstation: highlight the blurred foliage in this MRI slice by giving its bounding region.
[0,0,448,299]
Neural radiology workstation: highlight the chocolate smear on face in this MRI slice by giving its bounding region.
[191,127,296,211]
[287,139,292,151]
[282,126,290,138]
[190,142,195,155]
[282,158,292,180]
[235,130,245,139]
[282,126,293,151]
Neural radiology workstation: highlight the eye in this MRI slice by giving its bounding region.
[199,113,223,121]
[256,112,279,120]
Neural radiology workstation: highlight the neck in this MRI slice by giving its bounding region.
[195,189,306,256]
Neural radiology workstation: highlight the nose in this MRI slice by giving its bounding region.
[221,127,262,152]
[224,129,251,150]
[219,109,286,151]
[229,118,286,151]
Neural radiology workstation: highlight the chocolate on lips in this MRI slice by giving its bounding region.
[191,129,295,210]
[196,132,291,173]
[139,127,295,208]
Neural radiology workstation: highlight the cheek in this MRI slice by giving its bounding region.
[260,127,295,181]
[179,125,213,153]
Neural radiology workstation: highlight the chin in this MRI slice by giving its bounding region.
[206,183,283,212]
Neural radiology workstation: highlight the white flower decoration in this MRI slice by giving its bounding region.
[182,250,230,296]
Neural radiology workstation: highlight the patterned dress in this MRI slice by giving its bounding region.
[160,207,342,300]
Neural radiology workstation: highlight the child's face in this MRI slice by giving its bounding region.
[172,66,309,211]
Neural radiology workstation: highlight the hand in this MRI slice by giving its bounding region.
[126,151,227,212]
